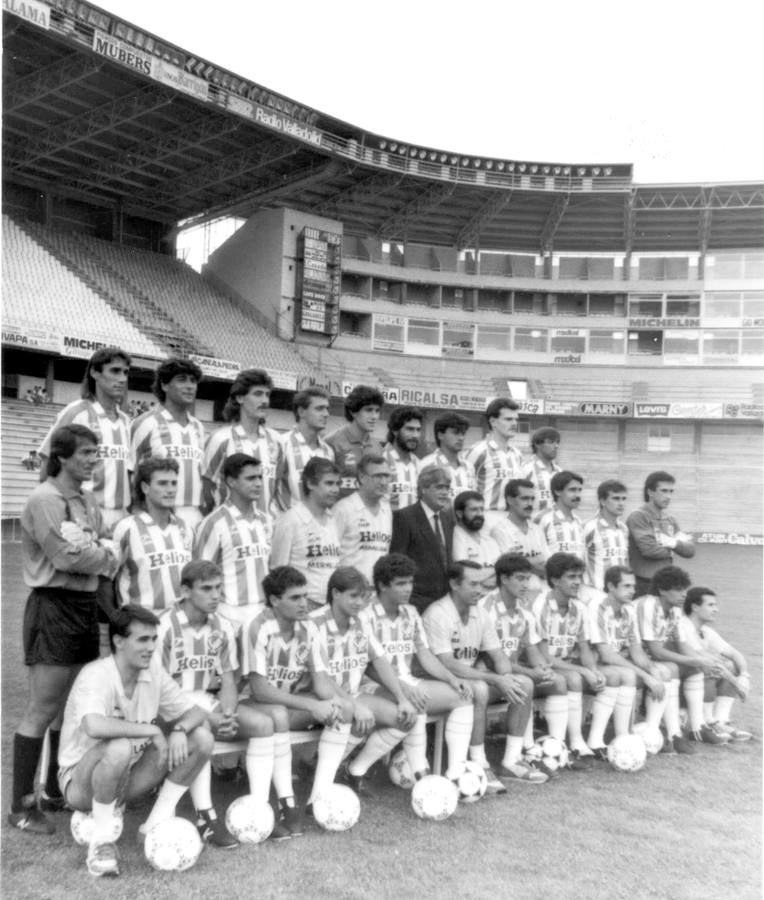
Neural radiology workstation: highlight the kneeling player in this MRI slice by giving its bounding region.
[360,554,474,783]
[57,605,220,877]
[423,561,545,787]
[678,587,752,742]
[311,567,418,798]
[481,554,569,774]
[244,566,352,832]
[587,566,673,756]
[157,561,278,836]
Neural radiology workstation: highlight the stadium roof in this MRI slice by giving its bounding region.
[3,0,763,253]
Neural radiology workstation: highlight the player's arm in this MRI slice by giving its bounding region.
[31,499,117,577]
[414,647,473,700]
[367,656,417,725]
[577,639,606,690]
[644,639,715,673]
[216,670,240,737]
[481,648,530,703]
[597,642,664,697]
[626,511,673,560]
[248,671,340,725]
[520,640,556,684]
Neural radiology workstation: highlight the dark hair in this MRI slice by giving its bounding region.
[293,387,329,420]
[447,559,484,584]
[344,385,384,421]
[82,347,130,400]
[643,471,675,502]
[386,406,423,444]
[357,453,387,476]
[454,490,484,515]
[301,456,339,495]
[181,559,222,587]
[597,479,628,503]
[504,478,535,502]
[550,470,583,500]
[153,357,202,403]
[495,553,533,582]
[327,566,369,604]
[223,369,273,421]
[604,565,634,591]
[530,427,560,450]
[485,397,518,425]
[649,565,691,595]
[46,425,98,477]
[372,553,417,592]
[545,552,585,587]
[222,452,261,481]
[433,412,470,445]
[109,604,160,653]
[262,566,307,605]
[683,586,715,616]
[133,457,179,509]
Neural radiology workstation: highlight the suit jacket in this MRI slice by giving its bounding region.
[390,502,454,613]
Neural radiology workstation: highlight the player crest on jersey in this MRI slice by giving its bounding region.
[353,629,367,654]
[207,631,224,656]
[566,615,580,636]
[294,642,309,665]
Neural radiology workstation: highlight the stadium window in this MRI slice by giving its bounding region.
[665,296,700,318]
[638,258,665,280]
[406,318,440,346]
[743,253,764,279]
[476,324,511,353]
[706,253,743,280]
[702,330,739,360]
[372,318,404,352]
[558,257,587,279]
[588,294,621,316]
[554,294,587,316]
[647,426,671,453]
[704,292,742,319]
[742,292,764,319]
[550,331,585,354]
[629,296,663,317]
[627,330,663,355]
[514,328,548,353]
[741,329,764,357]
[589,329,625,355]
[665,258,690,279]
[663,330,700,357]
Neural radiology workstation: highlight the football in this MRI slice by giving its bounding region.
[70,808,124,846]
[411,775,459,821]
[388,748,416,790]
[454,761,488,803]
[144,817,204,871]
[632,722,665,755]
[525,735,570,772]
[224,795,275,844]
[607,734,648,773]
[312,785,361,832]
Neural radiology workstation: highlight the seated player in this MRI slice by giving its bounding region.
[678,587,752,742]
[157,561,282,835]
[480,554,569,775]
[57,605,223,877]
[587,566,673,757]
[423,560,546,787]
[531,553,607,767]
[360,554,475,783]
[244,566,352,830]
[636,566,725,752]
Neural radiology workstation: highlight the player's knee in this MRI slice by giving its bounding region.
[471,680,489,709]
[269,705,290,733]
[565,671,583,692]
[337,697,354,723]
[551,674,567,695]
[515,674,534,697]
[619,668,637,688]
[662,661,679,679]
[101,738,133,773]
[241,708,274,738]
[189,724,214,757]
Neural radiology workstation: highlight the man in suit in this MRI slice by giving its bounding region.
[390,465,454,613]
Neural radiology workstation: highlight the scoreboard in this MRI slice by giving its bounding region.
[297,226,341,336]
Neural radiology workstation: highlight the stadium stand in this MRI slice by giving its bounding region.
[0,400,59,523]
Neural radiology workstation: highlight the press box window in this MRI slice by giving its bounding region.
[647,426,671,452]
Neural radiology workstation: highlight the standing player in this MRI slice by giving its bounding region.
[270,457,342,608]
[465,398,523,530]
[333,453,392,582]
[521,427,562,519]
[157,561,277,836]
[538,471,586,560]
[627,471,695,598]
[244,566,352,830]
[311,568,418,797]
[195,453,272,627]
[531,553,606,766]
[423,561,545,787]
[451,491,500,587]
[382,406,424,512]
[112,458,191,611]
[420,412,476,502]
[202,369,282,515]
[583,480,630,594]
[131,357,205,531]
[361,554,475,782]
[57,605,221,876]
[9,425,118,834]
[325,385,384,499]
[274,387,334,511]
[490,479,548,602]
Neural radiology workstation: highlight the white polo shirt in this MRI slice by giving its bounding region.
[333,491,392,582]
[422,593,501,666]
[270,502,341,606]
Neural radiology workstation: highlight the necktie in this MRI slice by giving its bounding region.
[433,512,447,567]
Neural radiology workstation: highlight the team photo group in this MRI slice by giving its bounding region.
[10,345,752,878]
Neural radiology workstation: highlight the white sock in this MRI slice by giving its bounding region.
[90,798,116,845]
[310,723,350,803]
[663,679,681,738]
[543,694,568,743]
[587,686,617,747]
[614,685,636,736]
[566,691,587,752]
[703,701,715,723]
[342,732,363,761]
[143,779,188,832]
[468,744,489,768]
[349,727,408,776]
[444,705,473,779]
[402,715,429,775]
[522,713,534,750]
[271,733,293,801]
[645,691,667,730]
[683,674,705,732]
[502,735,524,768]
[189,761,212,813]
[245,736,274,806]
[713,695,735,724]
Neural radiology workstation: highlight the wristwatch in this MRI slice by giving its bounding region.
[172,723,187,734]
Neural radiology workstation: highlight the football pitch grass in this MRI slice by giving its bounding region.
[1,543,760,900]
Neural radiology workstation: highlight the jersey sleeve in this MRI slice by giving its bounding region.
[217,620,238,674]
[202,428,228,483]
[521,610,541,647]
[269,512,294,568]
[193,514,221,563]
[626,509,672,561]
[422,604,453,656]
[130,414,154,463]
[305,620,328,673]
[245,617,269,678]
[412,609,430,652]
[157,665,196,721]
[588,602,608,645]
[637,596,660,642]
[478,609,501,653]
